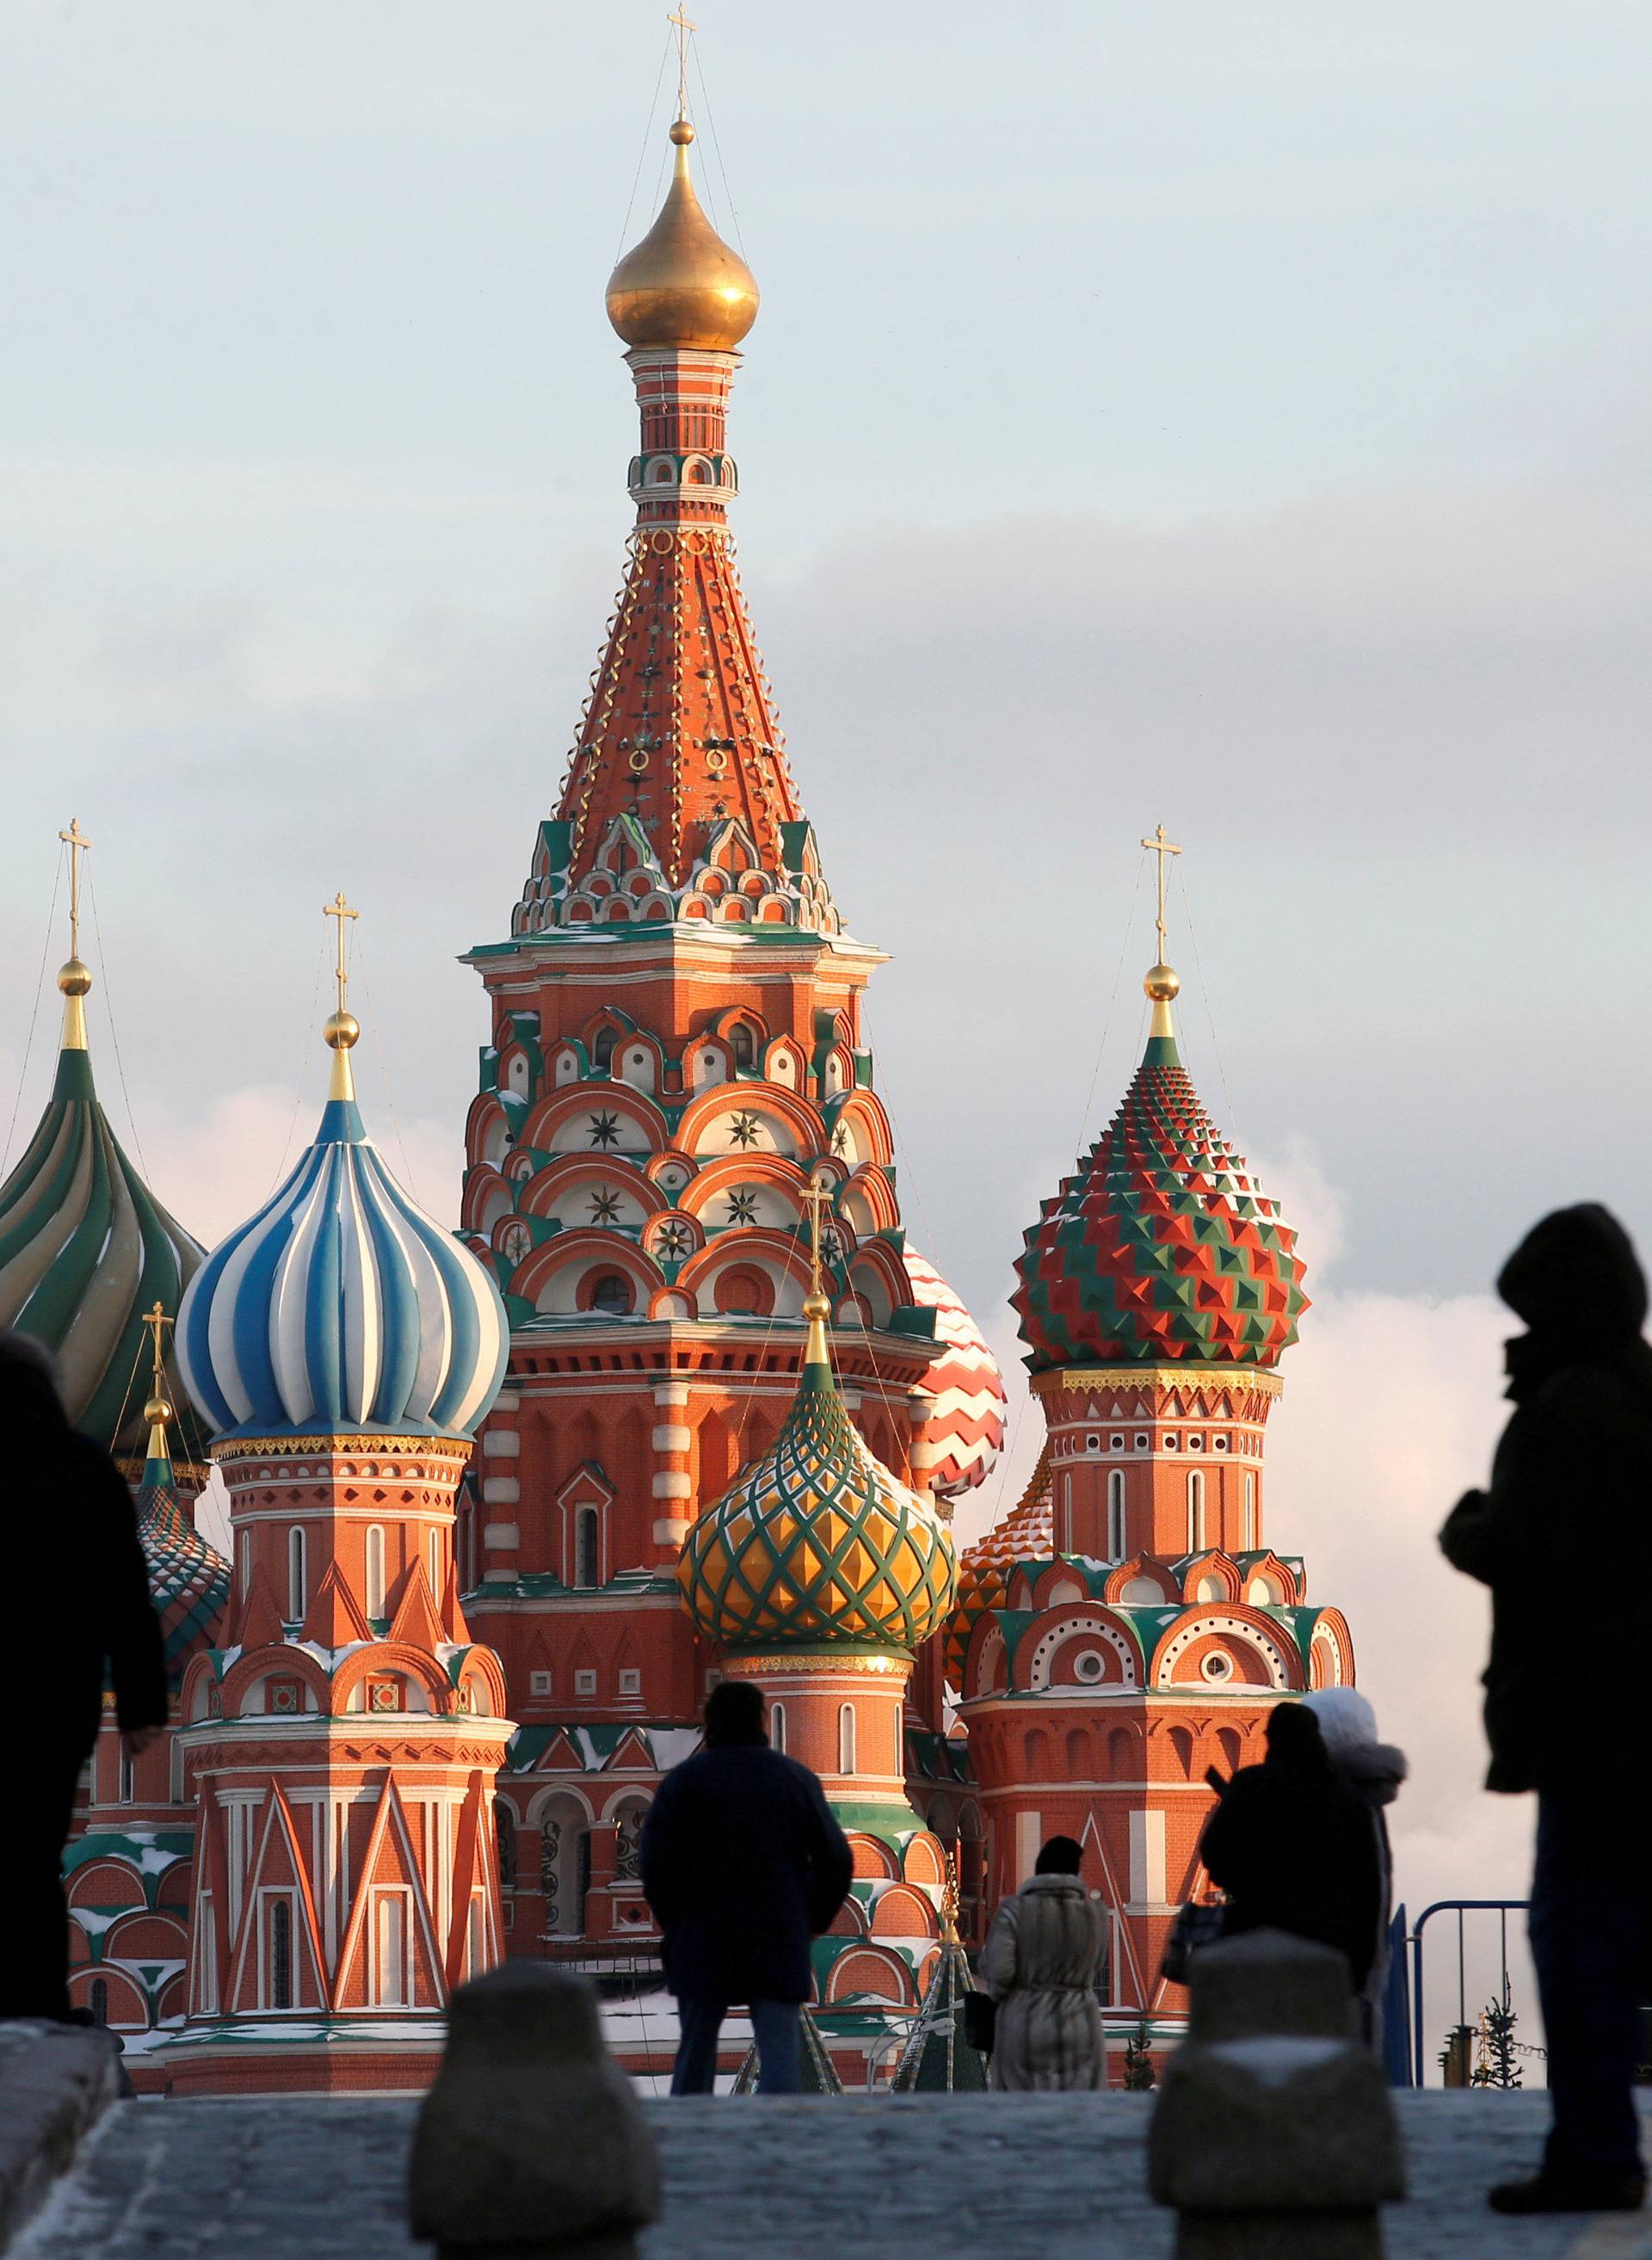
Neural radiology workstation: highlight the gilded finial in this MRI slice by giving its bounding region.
[800,1170,835,1364]
[141,1298,175,1460]
[56,817,94,1051]
[1140,823,1183,1040]
[605,13,759,353]
[322,892,361,1101]
[940,1850,960,1945]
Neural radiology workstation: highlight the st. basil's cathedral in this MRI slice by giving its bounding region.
[0,67,1354,2093]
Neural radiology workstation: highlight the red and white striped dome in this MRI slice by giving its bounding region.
[902,1247,1008,1500]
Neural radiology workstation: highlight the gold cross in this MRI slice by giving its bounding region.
[668,5,696,120]
[59,816,92,958]
[801,1169,835,1297]
[323,891,358,1014]
[141,1299,172,1389]
[1140,823,1182,964]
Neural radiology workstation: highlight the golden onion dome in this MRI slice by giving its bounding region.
[678,1309,956,1655]
[606,120,760,352]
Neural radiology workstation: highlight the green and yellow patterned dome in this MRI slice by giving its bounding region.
[678,1291,957,1654]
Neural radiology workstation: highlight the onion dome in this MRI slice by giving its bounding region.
[942,1447,1055,1687]
[679,1282,956,1654]
[1012,956,1308,1373]
[178,910,508,1442]
[606,120,759,351]
[131,1323,230,1687]
[0,853,206,1469]
[901,1247,1008,1499]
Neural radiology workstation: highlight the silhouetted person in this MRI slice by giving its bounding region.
[1302,1686,1408,2053]
[640,1680,851,2094]
[1199,1701,1381,1994]
[978,1834,1107,2090]
[2,1333,166,2021]
[1440,1204,1652,2215]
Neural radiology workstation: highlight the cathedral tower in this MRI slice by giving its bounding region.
[952,835,1354,2052]
[459,67,1001,1981]
[163,907,514,2095]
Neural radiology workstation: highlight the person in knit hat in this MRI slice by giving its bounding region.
[1301,1687,1407,2054]
[1441,1203,1652,2215]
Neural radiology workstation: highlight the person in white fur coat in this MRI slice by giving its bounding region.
[1302,1686,1408,2051]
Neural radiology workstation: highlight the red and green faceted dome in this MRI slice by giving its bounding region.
[1012,1030,1308,1373]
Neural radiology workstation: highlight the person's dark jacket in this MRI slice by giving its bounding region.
[1199,1707,1383,1992]
[8,1350,167,1753]
[640,1740,853,2004]
[1439,1204,1652,1795]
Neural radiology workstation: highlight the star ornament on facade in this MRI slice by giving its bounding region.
[656,1219,693,1262]
[588,1112,621,1148]
[728,1111,761,1148]
[725,1189,759,1227]
[831,1124,849,1155]
[589,1190,624,1225]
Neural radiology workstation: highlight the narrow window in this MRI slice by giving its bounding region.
[287,1526,306,1622]
[119,1746,135,1804]
[1244,1473,1257,1553]
[769,1701,786,1755]
[376,1898,406,2007]
[269,1900,293,2010]
[1187,1470,1205,1554]
[238,1530,251,1598]
[575,1507,600,1590]
[496,1803,516,1891]
[366,1526,386,1620]
[169,1734,184,1805]
[730,1024,755,1070]
[467,1896,484,1979]
[89,1977,108,2027]
[428,1529,442,1596]
[1106,1469,1126,1561]
[838,1703,856,1776]
[592,1028,615,1072]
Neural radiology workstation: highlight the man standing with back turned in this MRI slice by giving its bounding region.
[641,1680,852,2094]
[1441,1204,1652,2214]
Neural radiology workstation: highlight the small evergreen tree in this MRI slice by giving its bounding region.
[1470,1989,1523,2089]
[1123,2017,1156,2091]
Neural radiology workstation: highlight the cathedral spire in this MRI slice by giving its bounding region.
[508,57,835,933]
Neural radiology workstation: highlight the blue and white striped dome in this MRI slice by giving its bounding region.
[178,1087,508,1442]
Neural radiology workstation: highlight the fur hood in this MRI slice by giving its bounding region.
[1300,1688,1408,1806]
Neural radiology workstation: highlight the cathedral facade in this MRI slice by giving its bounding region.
[0,70,1355,2091]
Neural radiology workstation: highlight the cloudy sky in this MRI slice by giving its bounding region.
[3,2,1648,2018]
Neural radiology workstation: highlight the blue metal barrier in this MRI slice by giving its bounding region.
[1409,1898,1530,2090]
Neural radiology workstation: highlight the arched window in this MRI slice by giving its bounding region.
[365,1527,386,1620]
[575,1507,601,1590]
[1106,1469,1126,1561]
[119,1746,134,1804]
[589,1272,633,1315]
[287,1526,306,1623]
[496,1803,516,1891]
[1244,1473,1257,1553]
[1187,1471,1205,1555]
[730,1023,756,1071]
[838,1703,856,1776]
[89,1978,108,2027]
[269,1900,293,2010]
[237,1530,250,1598]
[769,1701,786,1755]
[591,1028,616,1073]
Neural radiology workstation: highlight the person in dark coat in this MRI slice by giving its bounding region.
[1199,1701,1382,1994]
[1440,1204,1652,2215]
[640,1679,852,2094]
[1,1333,167,2021]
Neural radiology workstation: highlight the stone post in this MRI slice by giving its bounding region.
[409,1963,661,2260]
[1147,1929,1404,2260]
